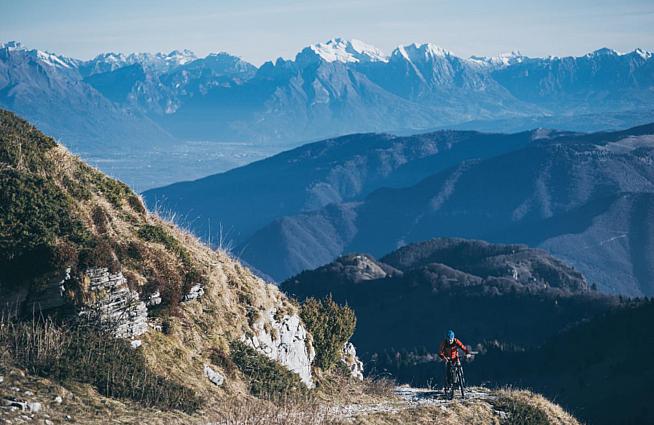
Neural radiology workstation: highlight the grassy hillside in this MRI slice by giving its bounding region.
[0,109,326,419]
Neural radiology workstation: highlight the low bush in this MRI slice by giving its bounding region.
[91,205,109,234]
[0,317,201,412]
[137,224,206,312]
[210,348,237,377]
[229,340,308,402]
[300,296,356,371]
[493,394,551,425]
[77,239,120,273]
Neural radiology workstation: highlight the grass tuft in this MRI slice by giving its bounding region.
[0,316,201,413]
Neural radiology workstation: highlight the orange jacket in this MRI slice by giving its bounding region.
[439,338,469,360]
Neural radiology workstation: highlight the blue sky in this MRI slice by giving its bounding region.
[2,0,653,64]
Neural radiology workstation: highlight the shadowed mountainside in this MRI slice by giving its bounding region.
[282,238,621,360]
[243,123,654,296]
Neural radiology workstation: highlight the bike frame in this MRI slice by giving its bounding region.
[445,358,466,399]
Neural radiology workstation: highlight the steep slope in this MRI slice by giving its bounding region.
[0,109,335,420]
[143,129,542,244]
[243,124,654,294]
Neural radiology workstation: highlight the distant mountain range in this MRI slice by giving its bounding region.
[1,38,653,155]
[145,123,654,297]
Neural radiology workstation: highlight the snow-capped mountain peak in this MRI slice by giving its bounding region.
[1,41,78,69]
[160,49,197,66]
[1,40,26,51]
[469,51,525,68]
[633,48,653,60]
[299,38,388,64]
[392,43,453,63]
[587,47,620,57]
[34,50,76,69]
[81,49,197,76]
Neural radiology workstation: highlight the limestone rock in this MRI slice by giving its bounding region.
[28,401,42,413]
[77,268,148,338]
[144,290,162,307]
[203,365,225,386]
[182,284,204,302]
[242,306,315,388]
[1,399,41,412]
[341,342,364,380]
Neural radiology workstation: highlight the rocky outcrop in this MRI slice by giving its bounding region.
[341,342,364,380]
[182,283,204,302]
[204,365,225,386]
[78,268,148,339]
[242,307,315,388]
[144,290,162,307]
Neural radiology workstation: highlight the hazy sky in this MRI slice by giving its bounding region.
[2,0,653,65]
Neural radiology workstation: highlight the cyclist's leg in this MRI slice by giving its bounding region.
[445,361,452,390]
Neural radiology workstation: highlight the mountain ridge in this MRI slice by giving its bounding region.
[228,122,654,295]
[2,38,652,150]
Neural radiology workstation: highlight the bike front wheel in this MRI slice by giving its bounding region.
[457,367,465,399]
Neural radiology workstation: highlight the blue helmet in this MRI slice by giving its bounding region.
[447,330,455,341]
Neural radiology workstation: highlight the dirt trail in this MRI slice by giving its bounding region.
[332,386,495,419]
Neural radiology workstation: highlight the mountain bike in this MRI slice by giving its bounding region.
[444,358,466,399]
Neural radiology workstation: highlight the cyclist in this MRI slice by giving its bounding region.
[438,330,470,392]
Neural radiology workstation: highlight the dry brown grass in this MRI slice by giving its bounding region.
[316,368,397,406]
[332,402,498,425]
[494,389,581,425]
[35,143,301,405]
[206,396,336,425]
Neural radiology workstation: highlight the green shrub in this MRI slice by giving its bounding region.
[0,317,201,412]
[0,109,56,172]
[210,348,237,377]
[229,340,308,402]
[300,296,356,371]
[0,170,90,291]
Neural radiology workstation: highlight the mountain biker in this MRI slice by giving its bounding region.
[439,330,470,391]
